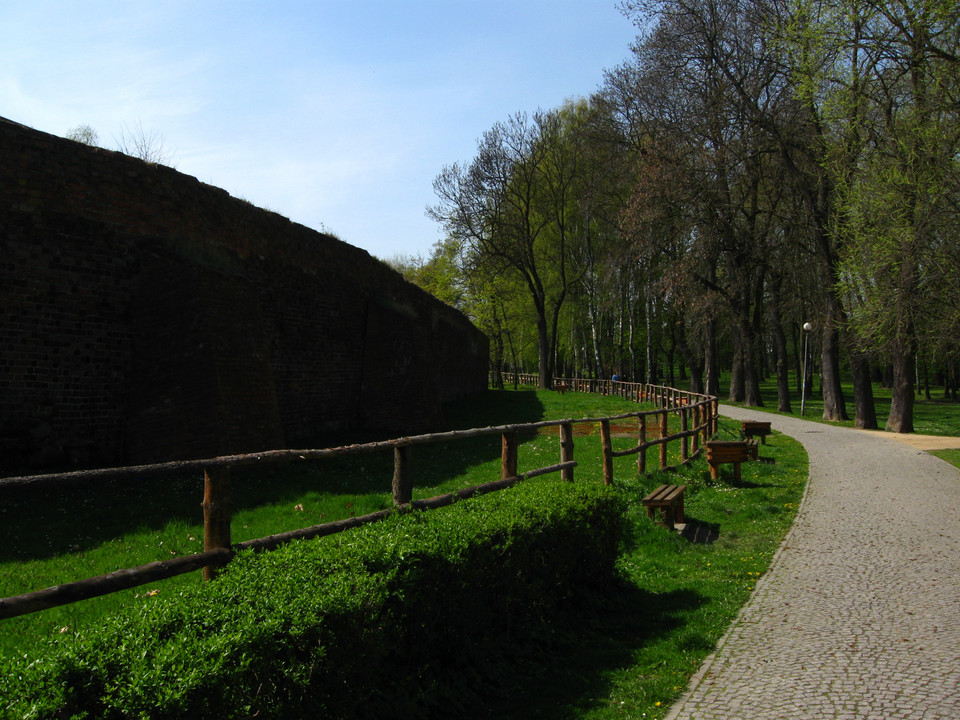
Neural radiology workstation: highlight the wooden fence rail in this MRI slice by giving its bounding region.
[0,380,717,620]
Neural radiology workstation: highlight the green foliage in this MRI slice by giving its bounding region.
[1,479,626,719]
[384,240,466,310]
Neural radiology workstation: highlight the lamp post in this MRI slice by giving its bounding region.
[801,322,812,416]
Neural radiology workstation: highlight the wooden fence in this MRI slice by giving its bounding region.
[0,381,717,620]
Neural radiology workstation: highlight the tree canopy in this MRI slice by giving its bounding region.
[405,0,960,431]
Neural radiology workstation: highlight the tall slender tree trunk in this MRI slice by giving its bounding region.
[820,292,849,421]
[677,320,704,393]
[769,274,792,412]
[589,304,604,378]
[536,312,551,389]
[705,318,720,397]
[729,344,745,402]
[645,293,655,383]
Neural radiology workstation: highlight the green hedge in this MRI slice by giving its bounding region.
[2,479,626,719]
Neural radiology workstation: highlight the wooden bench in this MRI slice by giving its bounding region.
[706,440,759,482]
[741,420,772,444]
[555,382,568,395]
[642,484,687,530]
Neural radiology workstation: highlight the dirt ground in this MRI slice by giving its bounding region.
[859,429,960,450]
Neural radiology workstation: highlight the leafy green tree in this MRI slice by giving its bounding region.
[836,0,960,431]
[430,109,592,389]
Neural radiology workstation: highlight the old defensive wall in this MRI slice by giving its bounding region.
[0,116,488,470]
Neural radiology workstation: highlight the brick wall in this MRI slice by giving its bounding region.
[0,117,488,469]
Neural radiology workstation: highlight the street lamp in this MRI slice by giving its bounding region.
[801,322,813,416]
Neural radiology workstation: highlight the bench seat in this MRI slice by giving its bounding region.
[706,440,758,482]
[741,420,772,444]
[642,483,687,530]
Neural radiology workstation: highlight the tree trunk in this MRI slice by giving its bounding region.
[645,294,656,383]
[490,327,505,390]
[886,337,916,433]
[536,313,551,389]
[729,345,745,402]
[704,318,720,397]
[677,320,704,394]
[849,348,877,429]
[588,301,604,378]
[769,273,792,412]
[820,294,849,421]
[742,330,764,407]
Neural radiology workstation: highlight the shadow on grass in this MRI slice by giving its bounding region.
[0,390,547,563]
[454,581,705,720]
[679,518,721,544]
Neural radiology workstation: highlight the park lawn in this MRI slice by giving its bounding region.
[1,387,806,720]
[722,375,960,437]
[929,448,960,470]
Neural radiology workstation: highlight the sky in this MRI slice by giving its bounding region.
[1,1,641,261]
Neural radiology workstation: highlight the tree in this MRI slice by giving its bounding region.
[114,120,175,166]
[836,0,960,431]
[618,0,800,406]
[429,109,591,389]
[385,243,466,310]
[65,124,99,146]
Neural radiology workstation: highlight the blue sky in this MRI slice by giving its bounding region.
[1,1,640,260]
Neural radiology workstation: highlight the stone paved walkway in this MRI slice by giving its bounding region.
[665,406,960,720]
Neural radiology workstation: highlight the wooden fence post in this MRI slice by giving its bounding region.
[638,415,647,474]
[392,445,412,506]
[501,431,518,480]
[559,422,575,481]
[680,407,689,461]
[202,466,232,581]
[659,411,669,470]
[692,404,700,454]
[712,398,719,436]
[599,419,614,486]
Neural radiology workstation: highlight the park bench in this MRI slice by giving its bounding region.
[706,439,759,482]
[741,420,772,444]
[555,382,568,395]
[642,484,687,530]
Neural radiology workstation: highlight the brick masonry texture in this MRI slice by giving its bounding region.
[0,117,488,469]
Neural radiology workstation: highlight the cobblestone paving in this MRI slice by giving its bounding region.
[666,407,960,720]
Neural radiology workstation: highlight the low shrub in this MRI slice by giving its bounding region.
[2,478,625,719]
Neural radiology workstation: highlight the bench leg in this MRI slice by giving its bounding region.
[709,462,720,480]
[662,503,675,530]
[676,495,685,524]
[733,462,742,483]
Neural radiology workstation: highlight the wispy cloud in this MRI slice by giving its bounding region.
[0,1,638,259]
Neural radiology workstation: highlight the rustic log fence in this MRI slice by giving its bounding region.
[0,380,716,620]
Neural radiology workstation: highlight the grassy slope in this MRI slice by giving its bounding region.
[6,387,803,720]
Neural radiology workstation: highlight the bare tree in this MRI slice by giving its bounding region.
[114,120,175,166]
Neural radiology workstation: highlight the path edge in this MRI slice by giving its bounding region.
[663,409,813,720]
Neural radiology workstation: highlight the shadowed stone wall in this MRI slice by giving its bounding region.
[0,117,487,470]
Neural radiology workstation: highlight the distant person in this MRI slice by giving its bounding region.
[612,374,619,382]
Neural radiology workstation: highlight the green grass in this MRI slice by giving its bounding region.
[722,376,960,437]
[929,448,960,470]
[470,405,807,720]
[1,388,806,720]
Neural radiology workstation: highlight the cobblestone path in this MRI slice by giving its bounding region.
[666,407,960,720]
